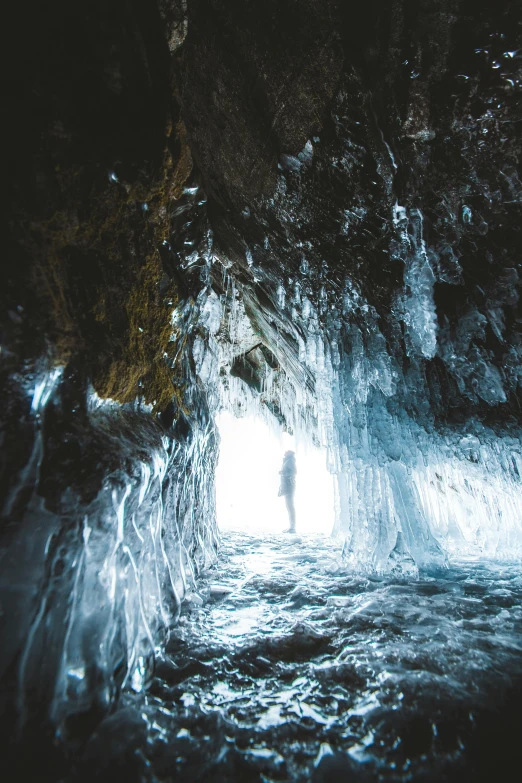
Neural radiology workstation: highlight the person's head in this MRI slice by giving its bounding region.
[284,450,295,458]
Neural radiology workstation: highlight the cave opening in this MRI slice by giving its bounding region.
[215,410,336,535]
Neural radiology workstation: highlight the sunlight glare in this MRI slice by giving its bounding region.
[215,411,335,535]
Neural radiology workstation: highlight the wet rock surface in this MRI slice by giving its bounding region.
[115,532,522,782]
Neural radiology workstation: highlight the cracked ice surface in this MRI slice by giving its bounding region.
[108,531,522,782]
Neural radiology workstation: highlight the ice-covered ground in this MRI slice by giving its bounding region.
[110,531,522,783]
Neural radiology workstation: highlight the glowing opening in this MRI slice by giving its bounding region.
[215,411,335,535]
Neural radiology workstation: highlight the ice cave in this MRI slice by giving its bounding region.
[2,1,522,781]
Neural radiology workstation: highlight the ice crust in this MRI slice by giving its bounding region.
[126,531,522,782]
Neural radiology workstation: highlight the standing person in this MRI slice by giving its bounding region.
[278,450,297,533]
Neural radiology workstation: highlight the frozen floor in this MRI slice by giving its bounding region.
[110,532,521,781]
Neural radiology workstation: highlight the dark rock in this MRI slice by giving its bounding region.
[312,752,374,783]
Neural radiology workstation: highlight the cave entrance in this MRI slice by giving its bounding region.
[215,410,335,535]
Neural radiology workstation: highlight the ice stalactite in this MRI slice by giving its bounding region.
[213,269,319,446]
[205,207,522,574]
[279,265,522,572]
[167,0,522,577]
[396,207,438,361]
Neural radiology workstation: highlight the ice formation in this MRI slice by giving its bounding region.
[214,251,522,573]
[127,530,522,781]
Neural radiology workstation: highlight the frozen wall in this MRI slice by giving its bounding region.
[0,339,220,750]
[209,255,522,574]
[0,176,223,749]
[210,214,522,572]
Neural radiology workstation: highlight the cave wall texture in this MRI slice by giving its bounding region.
[1,0,522,762]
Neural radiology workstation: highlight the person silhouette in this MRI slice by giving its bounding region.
[278,450,297,533]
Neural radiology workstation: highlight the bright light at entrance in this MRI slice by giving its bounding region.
[215,411,335,535]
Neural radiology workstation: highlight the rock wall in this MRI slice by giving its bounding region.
[1,0,221,763]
